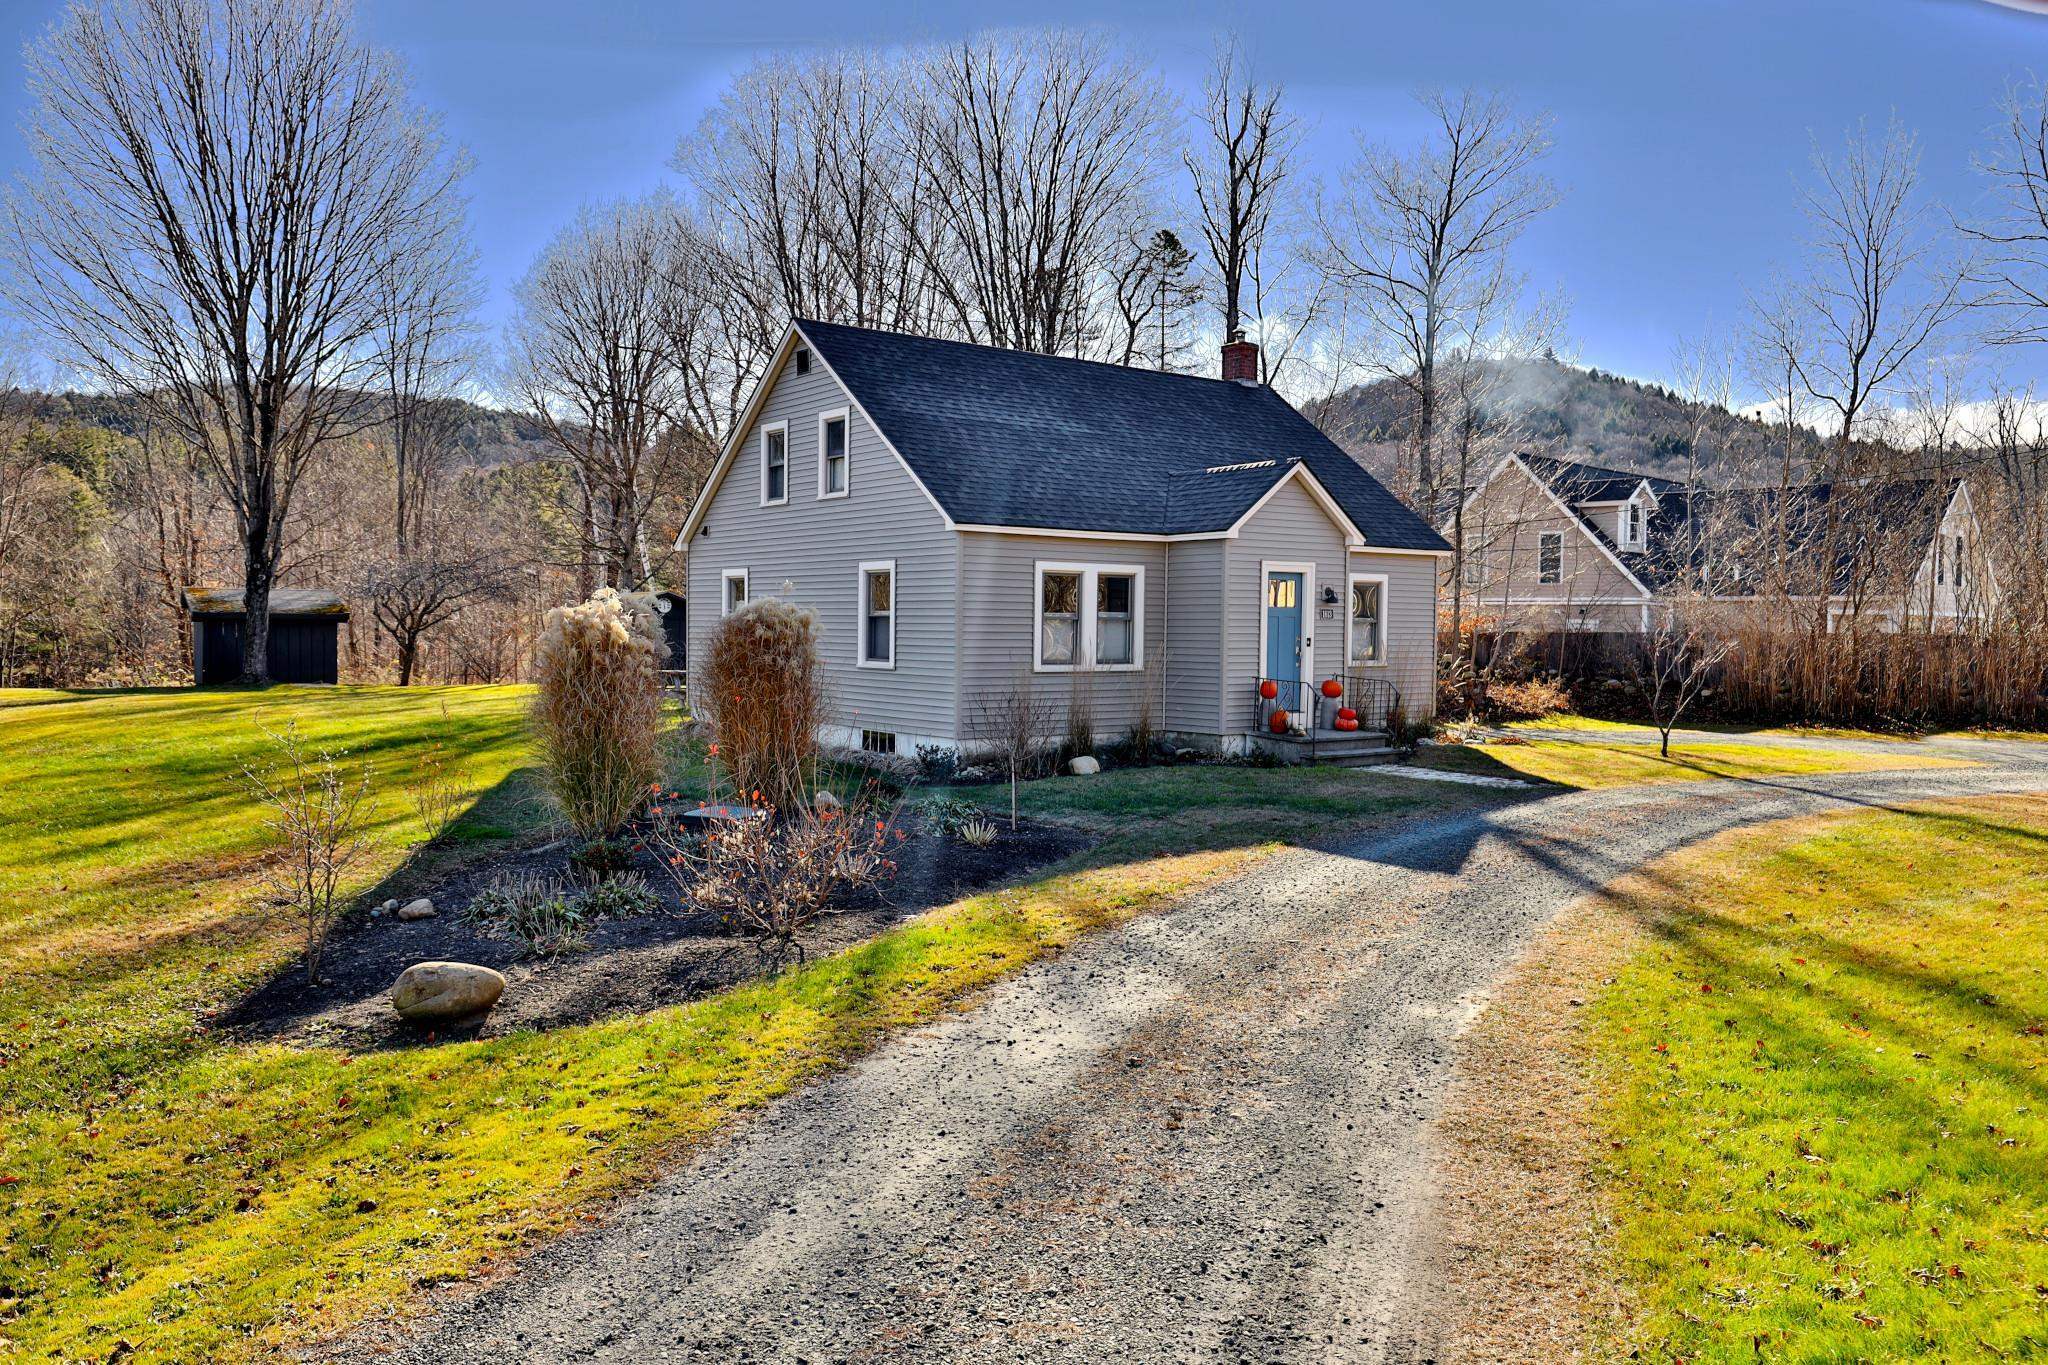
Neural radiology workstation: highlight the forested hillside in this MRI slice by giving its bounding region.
[1313,353,1822,483]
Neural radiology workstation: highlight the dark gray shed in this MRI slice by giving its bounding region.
[183,587,350,685]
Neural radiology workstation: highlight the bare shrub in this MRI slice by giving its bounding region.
[649,790,898,947]
[408,710,469,841]
[531,587,665,838]
[698,598,823,814]
[241,724,371,985]
[1064,666,1096,760]
[1482,675,1571,721]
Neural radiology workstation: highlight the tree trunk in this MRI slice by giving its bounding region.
[241,538,273,685]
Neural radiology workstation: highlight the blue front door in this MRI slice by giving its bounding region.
[1265,571,1304,683]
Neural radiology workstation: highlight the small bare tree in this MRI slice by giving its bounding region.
[969,673,1058,831]
[242,724,371,985]
[1631,607,1732,759]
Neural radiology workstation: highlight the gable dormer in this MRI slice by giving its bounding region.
[1617,483,1655,551]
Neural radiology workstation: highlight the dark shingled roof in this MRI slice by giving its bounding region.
[1512,453,1959,594]
[796,319,1448,551]
[184,587,350,618]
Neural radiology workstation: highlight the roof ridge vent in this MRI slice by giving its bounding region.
[1201,458,1278,474]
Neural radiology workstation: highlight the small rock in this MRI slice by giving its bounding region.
[379,898,398,912]
[1068,755,1100,775]
[392,961,505,1025]
[396,898,436,921]
[813,789,843,816]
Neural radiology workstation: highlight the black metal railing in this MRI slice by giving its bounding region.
[1338,672,1402,737]
[1250,672,1405,757]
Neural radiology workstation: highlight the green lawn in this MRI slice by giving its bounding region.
[1413,736,1969,789]
[1589,794,2048,1359]
[941,759,1494,855]
[0,688,1482,1362]
[1499,714,1925,743]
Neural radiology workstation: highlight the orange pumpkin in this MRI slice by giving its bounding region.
[1321,679,1344,699]
[1268,709,1291,734]
[1336,707,1357,722]
[1333,716,1360,732]
[1259,679,1279,700]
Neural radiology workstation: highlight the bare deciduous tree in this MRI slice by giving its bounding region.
[907,31,1171,356]
[1778,118,1968,469]
[1186,40,1301,345]
[2,0,472,682]
[504,196,706,594]
[1317,90,1557,511]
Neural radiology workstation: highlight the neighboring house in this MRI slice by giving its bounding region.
[676,321,1450,759]
[1449,451,1991,634]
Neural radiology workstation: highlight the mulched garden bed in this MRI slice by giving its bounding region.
[218,811,1091,1052]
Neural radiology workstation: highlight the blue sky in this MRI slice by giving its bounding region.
[2,0,2047,395]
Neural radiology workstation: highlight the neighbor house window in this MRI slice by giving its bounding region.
[1538,533,1563,585]
[1349,574,1386,665]
[1624,501,1645,549]
[818,410,849,498]
[1035,563,1144,671]
[858,561,894,668]
[761,423,788,505]
[722,569,748,616]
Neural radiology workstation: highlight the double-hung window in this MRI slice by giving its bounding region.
[1348,574,1386,665]
[858,561,894,668]
[761,423,788,505]
[1035,564,1143,671]
[1624,501,1645,549]
[1538,532,1563,585]
[818,410,849,498]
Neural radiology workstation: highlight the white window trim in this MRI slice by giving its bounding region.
[721,568,749,617]
[816,407,850,500]
[1345,572,1390,668]
[1621,498,1646,551]
[856,559,896,670]
[1032,561,1146,673]
[1255,559,1317,685]
[759,421,789,507]
[1537,532,1564,586]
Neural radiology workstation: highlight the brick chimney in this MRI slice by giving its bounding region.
[1221,329,1260,385]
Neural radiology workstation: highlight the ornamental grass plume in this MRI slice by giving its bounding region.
[531,587,666,838]
[698,597,823,815]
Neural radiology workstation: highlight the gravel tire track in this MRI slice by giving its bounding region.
[342,751,2048,1364]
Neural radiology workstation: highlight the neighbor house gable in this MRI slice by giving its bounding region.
[1471,454,1656,598]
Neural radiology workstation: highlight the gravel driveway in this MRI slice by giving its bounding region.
[345,744,2048,1364]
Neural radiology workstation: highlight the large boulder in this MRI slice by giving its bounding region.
[395,897,436,921]
[392,962,505,1025]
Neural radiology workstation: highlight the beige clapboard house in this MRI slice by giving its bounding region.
[676,321,1450,760]
[1450,452,1990,634]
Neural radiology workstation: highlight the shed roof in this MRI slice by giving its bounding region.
[183,587,350,619]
